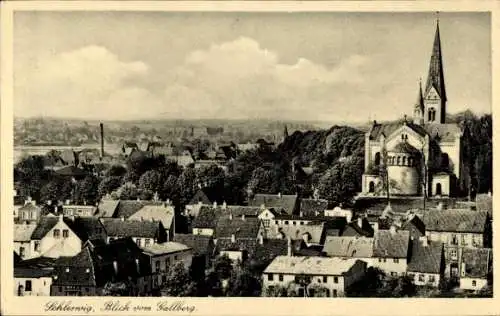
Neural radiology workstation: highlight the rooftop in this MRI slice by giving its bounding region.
[322,236,374,258]
[141,242,191,256]
[422,209,488,233]
[264,256,363,276]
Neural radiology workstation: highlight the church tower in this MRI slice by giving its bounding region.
[413,79,425,125]
[423,19,447,124]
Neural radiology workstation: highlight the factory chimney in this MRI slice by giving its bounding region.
[100,123,104,159]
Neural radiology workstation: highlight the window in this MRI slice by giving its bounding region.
[19,247,25,258]
[461,235,467,246]
[53,229,60,238]
[62,229,69,238]
[378,258,382,263]
[397,157,401,165]
[34,241,40,252]
[383,258,387,263]
[293,221,296,226]
[428,275,435,283]
[402,157,406,166]
[408,273,414,279]
[451,235,458,245]
[450,249,458,260]
[284,221,289,225]
[145,239,151,247]
[472,280,477,287]
[374,152,381,166]
[369,181,375,193]
[279,274,283,282]
[263,220,270,228]
[333,289,338,297]
[268,274,274,281]
[162,275,167,284]
[300,221,304,225]
[155,261,160,272]
[419,274,425,282]
[174,255,179,260]
[333,277,338,284]
[393,258,399,263]
[323,276,327,283]
[275,220,279,225]
[25,280,32,292]
[136,238,141,246]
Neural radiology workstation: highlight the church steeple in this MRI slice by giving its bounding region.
[413,79,424,125]
[423,16,447,124]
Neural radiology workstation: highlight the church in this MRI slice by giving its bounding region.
[361,21,470,198]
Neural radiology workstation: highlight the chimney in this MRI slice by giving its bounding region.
[65,200,70,205]
[278,192,282,198]
[346,212,353,223]
[121,216,125,221]
[260,204,266,210]
[231,234,236,243]
[357,217,363,228]
[229,212,233,220]
[222,201,227,210]
[287,237,292,257]
[58,214,64,222]
[113,260,118,275]
[100,123,105,159]
[213,201,217,209]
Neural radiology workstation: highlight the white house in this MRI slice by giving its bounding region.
[406,237,444,288]
[14,268,52,296]
[262,256,366,297]
[30,215,82,259]
[371,228,410,277]
[14,224,37,260]
[322,236,374,267]
[459,247,491,291]
[324,206,353,222]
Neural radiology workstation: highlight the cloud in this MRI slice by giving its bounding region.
[15,39,372,121]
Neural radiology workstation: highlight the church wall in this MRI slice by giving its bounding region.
[431,174,450,196]
[387,166,419,195]
[439,141,460,178]
[385,127,425,152]
[362,174,381,194]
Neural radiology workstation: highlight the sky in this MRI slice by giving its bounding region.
[13,11,491,123]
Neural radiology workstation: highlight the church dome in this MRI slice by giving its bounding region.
[389,142,420,155]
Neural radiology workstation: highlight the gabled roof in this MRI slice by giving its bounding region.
[322,236,374,258]
[225,206,262,217]
[425,21,447,101]
[14,224,37,242]
[299,198,329,216]
[18,202,42,213]
[401,214,426,236]
[100,218,163,238]
[423,123,461,142]
[96,199,120,217]
[422,209,488,233]
[128,204,175,230]
[373,230,410,258]
[407,239,443,274]
[215,217,261,239]
[51,247,96,287]
[461,248,491,278]
[31,216,72,240]
[248,194,298,215]
[173,234,213,255]
[271,223,325,244]
[70,217,107,241]
[192,206,219,229]
[342,218,374,237]
[41,239,81,258]
[389,141,420,155]
[264,256,363,276]
[112,200,164,219]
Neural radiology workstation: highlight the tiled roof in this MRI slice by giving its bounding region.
[113,200,164,219]
[341,218,374,237]
[270,223,325,244]
[215,217,261,239]
[422,209,488,233]
[423,123,460,142]
[225,206,262,217]
[128,204,175,230]
[389,141,420,154]
[52,247,96,287]
[192,206,219,229]
[14,267,53,278]
[461,248,491,278]
[354,197,457,214]
[407,239,443,274]
[96,199,120,217]
[299,198,329,216]
[70,217,107,241]
[31,216,68,240]
[173,234,213,255]
[14,224,37,242]
[248,194,298,215]
[264,256,363,276]
[401,214,426,236]
[141,241,191,256]
[322,236,374,258]
[100,218,162,238]
[41,240,81,258]
[15,256,58,269]
[373,230,410,258]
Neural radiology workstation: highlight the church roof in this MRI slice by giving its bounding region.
[423,123,461,142]
[414,81,425,113]
[388,141,420,154]
[425,22,447,101]
[369,120,459,143]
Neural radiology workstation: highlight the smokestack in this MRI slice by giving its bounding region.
[100,122,104,159]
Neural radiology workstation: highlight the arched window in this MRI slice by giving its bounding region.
[397,156,401,165]
[436,183,442,196]
[369,181,375,193]
[402,156,407,166]
[374,152,381,166]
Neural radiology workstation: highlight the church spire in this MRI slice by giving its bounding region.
[284,124,289,139]
[416,78,424,111]
[425,16,447,102]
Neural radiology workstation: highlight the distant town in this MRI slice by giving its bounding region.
[13,21,492,298]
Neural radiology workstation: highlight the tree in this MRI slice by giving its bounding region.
[264,284,288,297]
[105,164,127,177]
[161,175,179,202]
[226,266,262,297]
[161,262,197,297]
[176,167,198,206]
[74,175,99,205]
[98,176,122,197]
[40,178,72,203]
[118,182,139,200]
[307,283,330,297]
[138,170,163,194]
[213,255,234,280]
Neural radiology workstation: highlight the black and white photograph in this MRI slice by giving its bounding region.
[1,2,497,314]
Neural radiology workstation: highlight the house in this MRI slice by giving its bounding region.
[112,200,165,219]
[215,215,263,242]
[122,142,139,157]
[51,238,152,296]
[422,209,490,278]
[30,215,83,259]
[299,198,329,217]
[248,193,300,215]
[141,242,193,291]
[258,207,286,235]
[166,150,195,168]
[269,221,326,246]
[17,199,43,224]
[127,204,175,241]
[322,236,374,267]
[192,206,219,237]
[406,237,445,287]
[400,213,426,240]
[14,194,26,218]
[100,218,167,246]
[262,256,366,297]
[459,248,491,291]
[14,224,37,260]
[95,198,120,217]
[172,234,215,271]
[371,228,410,276]
[14,267,52,296]
[324,206,353,222]
[62,205,97,217]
